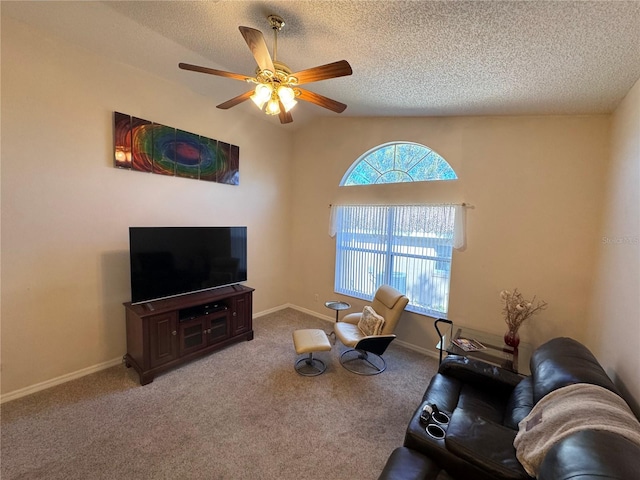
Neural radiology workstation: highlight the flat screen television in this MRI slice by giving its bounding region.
[129,226,247,304]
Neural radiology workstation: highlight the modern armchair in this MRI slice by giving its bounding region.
[334,285,409,375]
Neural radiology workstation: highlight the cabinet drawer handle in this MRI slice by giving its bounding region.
[172,330,177,336]
[233,312,237,316]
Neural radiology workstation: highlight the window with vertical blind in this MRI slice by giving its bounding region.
[331,141,462,317]
[330,204,462,317]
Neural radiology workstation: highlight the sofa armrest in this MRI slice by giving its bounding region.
[378,447,454,480]
[445,409,531,480]
[422,373,463,413]
[438,355,524,392]
[538,430,640,480]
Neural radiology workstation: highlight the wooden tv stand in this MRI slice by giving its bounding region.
[123,285,254,385]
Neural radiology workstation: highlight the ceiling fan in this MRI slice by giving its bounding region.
[178,15,353,124]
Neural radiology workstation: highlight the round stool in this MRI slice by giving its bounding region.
[292,329,332,376]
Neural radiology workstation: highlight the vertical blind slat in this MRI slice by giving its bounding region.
[334,204,456,316]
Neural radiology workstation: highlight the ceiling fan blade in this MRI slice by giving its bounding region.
[297,88,347,113]
[179,63,250,81]
[216,90,254,110]
[291,60,353,85]
[239,26,275,73]
[278,101,293,124]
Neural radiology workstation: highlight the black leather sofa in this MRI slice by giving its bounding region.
[379,337,640,480]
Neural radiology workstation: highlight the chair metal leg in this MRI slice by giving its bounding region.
[295,352,326,376]
[339,348,387,375]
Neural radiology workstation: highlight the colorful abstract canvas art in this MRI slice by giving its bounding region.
[150,123,176,177]
[131,116,153,173]
[113,112,239,185]
[114,112,132,169]
[228,144,240,186]
[198,136,220,182]
[215,142,240,186]
[174,129,201,179]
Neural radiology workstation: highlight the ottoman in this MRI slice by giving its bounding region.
[292,329,332,376]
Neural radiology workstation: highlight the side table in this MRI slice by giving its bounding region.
[325,300,351,323]
[325,300,351,342]
[434,318,532,375]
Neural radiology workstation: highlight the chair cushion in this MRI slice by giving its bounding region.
[334,321,365,347]
[358,306,385,336]
[292,329,332,354]
[376,284,406,308]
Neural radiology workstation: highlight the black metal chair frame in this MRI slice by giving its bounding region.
[339,335,396,376]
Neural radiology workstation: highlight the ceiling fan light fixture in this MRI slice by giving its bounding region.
[179,15,352,124]
[265,97,281,115]
[282,98,297,113]
[277,85,297,112]
[250,83,272,109]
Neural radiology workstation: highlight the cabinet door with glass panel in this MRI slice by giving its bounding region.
[177,311,230,357]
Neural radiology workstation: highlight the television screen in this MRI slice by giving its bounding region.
[129,226,247,304]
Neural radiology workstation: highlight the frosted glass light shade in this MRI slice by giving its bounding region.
[251,83,273,109]
[277,86,297,112]
[266,98,281,115]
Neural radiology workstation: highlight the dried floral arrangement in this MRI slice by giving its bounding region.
[500,289,547,332]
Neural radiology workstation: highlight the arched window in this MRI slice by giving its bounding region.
[332,142,461,317]
[340,142,457,186]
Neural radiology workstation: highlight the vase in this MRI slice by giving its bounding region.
[504,329,520,348]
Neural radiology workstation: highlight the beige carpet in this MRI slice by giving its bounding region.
[1,308,438,480]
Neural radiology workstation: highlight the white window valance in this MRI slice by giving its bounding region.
[329,203,467,250]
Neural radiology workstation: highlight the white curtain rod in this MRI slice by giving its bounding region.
[329,202,472,208]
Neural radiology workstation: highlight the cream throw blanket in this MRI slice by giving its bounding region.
[514,383,640,477]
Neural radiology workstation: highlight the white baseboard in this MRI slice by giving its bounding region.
[2,304,437,403]
[252,304,287,318]
[1,357,123,404]
[287,304,335,323]
[253,303,335,324]
[263,304,438,358]
[394,339,440,359]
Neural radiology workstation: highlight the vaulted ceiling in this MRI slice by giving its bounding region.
[3,1,640,128]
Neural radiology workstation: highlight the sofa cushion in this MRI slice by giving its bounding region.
[404,404,505,480]
[438,356,522,393]
[445,409,530,480]
[456,383,508,424]
[530,337,618,404]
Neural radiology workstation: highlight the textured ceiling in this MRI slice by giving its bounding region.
[3,1,640,128]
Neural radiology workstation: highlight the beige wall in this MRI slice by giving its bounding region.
[290,115,610,354]
[0,16,293,395]
[587,78,640,412]
[2,10,638,410]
